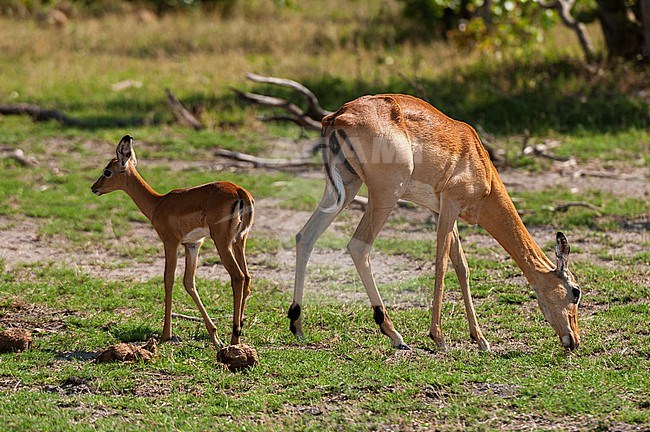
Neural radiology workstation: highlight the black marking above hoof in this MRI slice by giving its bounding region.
[372,306,385,325]
[287,303,301,321]
[396,344,411,351]
[289,321,298,335]
[232,325,242,337]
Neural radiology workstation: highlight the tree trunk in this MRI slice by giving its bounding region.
[641,0,650,59]
[596,0,644,59]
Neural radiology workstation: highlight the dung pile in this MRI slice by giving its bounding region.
[217,344,259,372]
[95,338,158,363]
[0,328,32,352]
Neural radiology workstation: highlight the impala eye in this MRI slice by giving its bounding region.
[572,287,581,305]
[104,169,112,178]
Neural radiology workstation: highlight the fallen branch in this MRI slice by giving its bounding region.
[8,149,39,167]
[234,73,332,131]
[0,103,152,128]
[0,103,83,126]
[523,143,570,162]
[548,201,602,215]
[233,88,323,131]
[574,170,646,181]
[246,73,331,120]
[165,88,204,130]
[214,148,318,168]
[171,312,203,322]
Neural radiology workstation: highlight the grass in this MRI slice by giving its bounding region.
[1,261,649,430]
[0,1,649,430]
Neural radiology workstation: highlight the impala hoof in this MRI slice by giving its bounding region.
[396,344,411,351]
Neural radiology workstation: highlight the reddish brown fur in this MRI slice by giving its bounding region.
[292,95,580,351]
[92,136,254,347]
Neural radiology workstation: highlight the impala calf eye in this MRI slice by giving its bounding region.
[104,169,112,177]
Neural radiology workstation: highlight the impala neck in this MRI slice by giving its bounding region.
[478,177,555,286]
[123,168,162,222]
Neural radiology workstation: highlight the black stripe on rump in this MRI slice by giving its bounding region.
[336,129,359,177]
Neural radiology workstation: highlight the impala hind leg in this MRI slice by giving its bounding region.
[212,233,246,346]
[232,235,251,335]
[290,177,362,338]
[183,241,223,347]
[348,194,409,350]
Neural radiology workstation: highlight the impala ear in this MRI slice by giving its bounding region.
[116,134,137,168]
[555,231,570,274]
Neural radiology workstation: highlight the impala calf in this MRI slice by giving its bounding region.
[92,135,254,347]
[289,94,581,351]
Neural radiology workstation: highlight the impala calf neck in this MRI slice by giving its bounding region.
[92,135,254,347]
[289,94,581,351]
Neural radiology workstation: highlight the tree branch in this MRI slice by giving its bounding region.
[0,103,83,126]
[214,148,318,168]
[165,88,204,130]
[539,0,596,60]
[246,73,332,119]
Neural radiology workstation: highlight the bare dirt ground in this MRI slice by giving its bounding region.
[1,158,648,297]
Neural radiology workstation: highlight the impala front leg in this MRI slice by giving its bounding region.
[162,241,179,342]
[429,198,460,351]
[448,223,490,351]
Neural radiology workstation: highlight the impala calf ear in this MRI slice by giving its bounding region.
[555,231,570,274]
[116,134,137,168]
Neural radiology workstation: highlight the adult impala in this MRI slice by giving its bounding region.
[92,135,254,347]
[288,94,581,351]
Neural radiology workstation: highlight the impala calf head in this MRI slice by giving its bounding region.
[91,135,137,196]
[535,232,581,350]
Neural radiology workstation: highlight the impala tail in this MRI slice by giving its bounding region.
[235,188,255,240]
[319,119,349,214]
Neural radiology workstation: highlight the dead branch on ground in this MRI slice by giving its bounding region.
[171,312,203,322]
[214,148,318,169]
[233,73,331,131]
[7,149,39,167]
[1,89,203,129]
[0,103,84,127]
[165,88,204,130]
[550,202,602,214]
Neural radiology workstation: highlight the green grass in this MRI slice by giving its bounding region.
[0,3,649,430]
[1,261,649,431]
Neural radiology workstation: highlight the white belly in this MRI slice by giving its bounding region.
[403,180,440,212]
[181,227,210,244]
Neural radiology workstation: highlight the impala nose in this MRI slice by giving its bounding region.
[91,186,101,196]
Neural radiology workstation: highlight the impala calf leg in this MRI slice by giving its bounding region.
[183,242,223,347]
[448,223,490,351]
[213,235,245,346]
[348,198,408,350]
[233,237,251,332]
[162,241,179,343]
[290,178,362,338]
